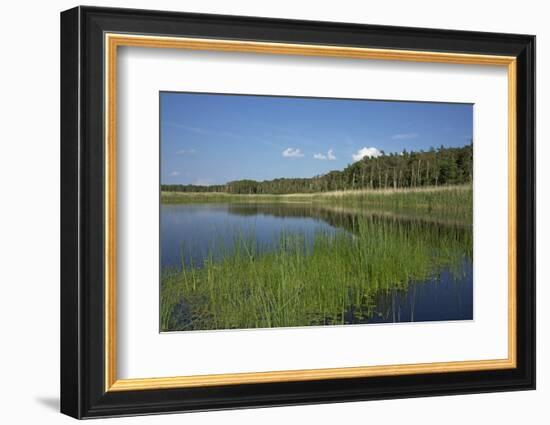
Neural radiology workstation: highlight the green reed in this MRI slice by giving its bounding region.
[161,184,472,224]
[160,216,472,331]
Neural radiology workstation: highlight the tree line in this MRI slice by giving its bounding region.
[162,143,473,195]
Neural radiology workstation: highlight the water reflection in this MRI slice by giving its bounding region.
[161,202,471,268]
[161,203,341,268]
[160,202,473,328]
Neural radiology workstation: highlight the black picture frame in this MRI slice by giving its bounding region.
[61,5,535,419]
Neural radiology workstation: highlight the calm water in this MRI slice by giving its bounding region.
[161,203,343,268]
[359,261,472,323]
[161,202,473,324]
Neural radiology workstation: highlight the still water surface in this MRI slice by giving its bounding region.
[161,203,473,324]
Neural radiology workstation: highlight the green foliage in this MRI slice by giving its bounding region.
[160,215,472,331]
[160,143,474,331]
[161,184,473,225]
[162,143,473,195]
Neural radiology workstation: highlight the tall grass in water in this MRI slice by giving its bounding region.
[161,217,472,331]
[161,184,472,224]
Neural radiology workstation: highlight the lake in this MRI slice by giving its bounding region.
[161,202,473,328]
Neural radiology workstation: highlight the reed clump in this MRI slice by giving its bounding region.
[161,216,472,331]
[161,184,472,224]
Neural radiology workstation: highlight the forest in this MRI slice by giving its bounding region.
[162,143,473,195]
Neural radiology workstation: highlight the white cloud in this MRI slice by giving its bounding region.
[170,171,180,177]
[282,148,304,158]
[313,149,337,160]
[392,132,418,140]
[352,147,383,161]
[176,148,196,155]
[168,123,238,139]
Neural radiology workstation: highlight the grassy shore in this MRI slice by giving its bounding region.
[162,184,472,223]
[162,184,471,202]
[161,216,472,331]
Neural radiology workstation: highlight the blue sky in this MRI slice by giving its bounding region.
[160,92,472,185]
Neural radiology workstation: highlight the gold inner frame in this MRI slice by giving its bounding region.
[104,33,518,392]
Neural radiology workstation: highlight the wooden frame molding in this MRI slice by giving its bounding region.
[104,33,518,392]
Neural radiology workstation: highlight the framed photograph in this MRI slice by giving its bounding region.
[60,6,535,419]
